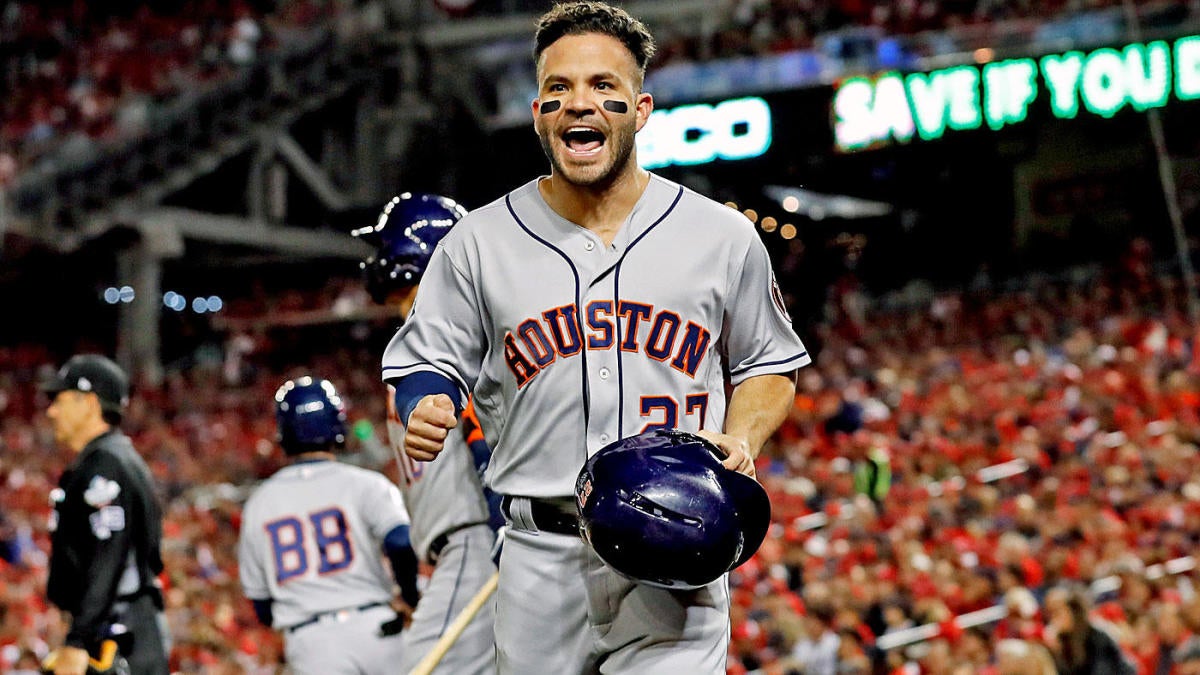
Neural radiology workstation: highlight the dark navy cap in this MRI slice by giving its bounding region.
[41,354,130,413]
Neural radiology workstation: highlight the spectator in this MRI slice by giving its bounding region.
[1043,585,1136,675]
[995,638,1056,675]
[792,603,840,674]
[1175,635,1200,675]
[835,626,871,673]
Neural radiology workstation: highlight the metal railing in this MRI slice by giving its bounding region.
[2,22,359,244]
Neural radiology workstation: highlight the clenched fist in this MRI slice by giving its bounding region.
[404,394,458,461]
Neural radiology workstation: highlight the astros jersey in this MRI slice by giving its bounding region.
[238,460,409,628]
[382,174,810,498]
[386,384,491,560]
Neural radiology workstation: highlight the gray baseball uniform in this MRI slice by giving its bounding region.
[382,173,809,672]
[386,384,497,675]
[238,459,409,674]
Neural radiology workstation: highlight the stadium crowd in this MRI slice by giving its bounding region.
[727,244,1200,674]
[0,0,337,183]
[1,239,1198,673]
[4,0,1180,185]
[650,0,1137,67]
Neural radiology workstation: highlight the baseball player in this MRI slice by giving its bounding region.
[237,377,420,675]
[354,193,499,675]
[382,2,810,673]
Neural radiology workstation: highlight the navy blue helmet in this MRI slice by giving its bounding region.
[352,192,468,303]
[575,429,771,590]
[275,377,348,455]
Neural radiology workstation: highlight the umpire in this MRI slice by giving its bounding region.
[41,354,170,675]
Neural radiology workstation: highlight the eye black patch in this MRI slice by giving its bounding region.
[602,100,628,114]
[539,100,562,114]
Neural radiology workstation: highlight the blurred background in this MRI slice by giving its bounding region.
[3,0,1200,673]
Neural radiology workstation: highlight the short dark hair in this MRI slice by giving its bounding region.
[534,1,657,75]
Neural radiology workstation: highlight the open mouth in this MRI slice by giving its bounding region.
[562,127,606,155]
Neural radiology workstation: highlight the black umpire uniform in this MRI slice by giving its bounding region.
[43,355,170,674]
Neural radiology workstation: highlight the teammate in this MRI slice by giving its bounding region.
[237,377,420,675]
[382,2,810,672]
[353,192,499,675]
[41,354,170,675]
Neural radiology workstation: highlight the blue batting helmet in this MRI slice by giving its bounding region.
[575,429,771,590]
[352,192,468,303]
[275,377,348,455]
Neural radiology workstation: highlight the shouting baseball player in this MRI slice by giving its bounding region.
[238,377,420,674]
[381,2,810,672]
[353,193,499,675]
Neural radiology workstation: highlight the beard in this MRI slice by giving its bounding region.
[537,120,637,190]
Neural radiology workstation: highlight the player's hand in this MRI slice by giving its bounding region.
[380,596,415,636]
[42,645,89,675]
[405,394,458,461]
[695,430,756,479]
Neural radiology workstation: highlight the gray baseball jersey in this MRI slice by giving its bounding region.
[238,459,407,629]
[384,383,491,560]
[382,173,811,498]
[385,385,498,675]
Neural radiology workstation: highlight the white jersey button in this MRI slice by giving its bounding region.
[600,433,610,443]
[598,367,610,379]
[585,240,595,251]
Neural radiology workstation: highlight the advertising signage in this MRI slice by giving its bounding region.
[637,97,773,169]
[833,35,1200,152]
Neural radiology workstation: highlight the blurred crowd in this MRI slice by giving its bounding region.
[4,0,1183,186]
[0,0,340,185]
[728,244,1200,674]
[0,239,1197,673]
[651,0,1133,67]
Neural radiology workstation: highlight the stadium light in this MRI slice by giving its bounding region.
[764,186,892,220]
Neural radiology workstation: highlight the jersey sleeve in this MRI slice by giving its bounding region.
[381,241,487,408]
[361,473,411,541]
[237,499,270,602]
[723,232,811,385]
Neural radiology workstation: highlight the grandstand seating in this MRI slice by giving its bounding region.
[3,249,1199,672]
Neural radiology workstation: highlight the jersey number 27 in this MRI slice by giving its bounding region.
[640,393,709,432]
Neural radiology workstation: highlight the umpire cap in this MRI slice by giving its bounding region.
[40,354,130,415]
[575,429,771,590]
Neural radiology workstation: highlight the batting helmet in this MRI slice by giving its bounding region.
[275,377,348,455]
[351,192,468,303]
[575,429,771,590]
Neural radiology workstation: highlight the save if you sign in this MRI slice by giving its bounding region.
[833,35,1200,151]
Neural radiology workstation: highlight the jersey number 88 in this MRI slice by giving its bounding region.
[265,507,354,584]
